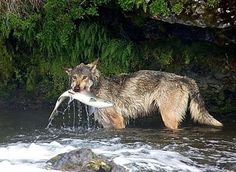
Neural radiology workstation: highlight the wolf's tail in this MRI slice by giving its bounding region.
[189,81,223,127]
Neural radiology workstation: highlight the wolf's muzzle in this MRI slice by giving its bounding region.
[73,85,80,92]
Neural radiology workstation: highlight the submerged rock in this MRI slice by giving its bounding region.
[47,148,127,172]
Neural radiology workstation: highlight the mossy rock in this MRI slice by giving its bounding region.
[47,148,127,172]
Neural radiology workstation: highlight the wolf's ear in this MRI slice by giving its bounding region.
[64,67,72,75]
[88,59,99,73]
[77,63,85,67]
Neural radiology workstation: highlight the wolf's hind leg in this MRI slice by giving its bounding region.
[158,90,189,129]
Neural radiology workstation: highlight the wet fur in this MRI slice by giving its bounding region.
[66,61,223,129]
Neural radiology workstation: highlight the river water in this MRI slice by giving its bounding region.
[0,109,235,172]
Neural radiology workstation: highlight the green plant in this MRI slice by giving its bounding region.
[0,40,13,85]
[0,0,231,104]
[101,39,135,75]
[207,0,219,7]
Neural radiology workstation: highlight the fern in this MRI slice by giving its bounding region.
[0,41,13,85]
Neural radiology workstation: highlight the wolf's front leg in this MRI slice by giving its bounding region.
[95,107,125,129]
[103,107,125,129]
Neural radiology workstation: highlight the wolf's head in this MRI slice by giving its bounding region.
[65,60,99,92]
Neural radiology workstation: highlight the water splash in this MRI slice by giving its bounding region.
[47,99,96,130]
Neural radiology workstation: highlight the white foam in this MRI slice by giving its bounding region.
[0,138,202,172]
[92,144,201,172]
[0,141,75,172]
[0,160,59,172]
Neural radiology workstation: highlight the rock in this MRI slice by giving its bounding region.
[190,71,236,115]
[214,73,230,80]
[47,148,127,172]
[152,0,236,29]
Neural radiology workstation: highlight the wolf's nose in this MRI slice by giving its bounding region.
[73,86,80,92]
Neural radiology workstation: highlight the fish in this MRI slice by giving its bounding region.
[49,90,114,121]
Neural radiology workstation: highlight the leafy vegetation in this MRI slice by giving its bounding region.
[1,0,234,105]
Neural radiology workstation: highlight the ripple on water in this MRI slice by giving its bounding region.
[1,133,235,172]
[0,123,236,172]
[1,108,235,172]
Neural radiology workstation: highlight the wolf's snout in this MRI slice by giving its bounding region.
[73,86,80,92]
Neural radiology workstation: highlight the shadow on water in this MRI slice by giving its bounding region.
[0,107,236,171]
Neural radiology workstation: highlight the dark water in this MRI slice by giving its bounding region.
[0,109,235,172]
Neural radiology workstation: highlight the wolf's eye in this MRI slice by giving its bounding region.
[72,75,77,80]
[82,75,88,80]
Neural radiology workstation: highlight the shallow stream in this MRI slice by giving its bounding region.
[0,109,235,172]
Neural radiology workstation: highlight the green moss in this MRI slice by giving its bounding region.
[87,159,111,172]
[48,154,62,163]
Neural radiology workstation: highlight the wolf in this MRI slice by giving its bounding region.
[64,60,223,129]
